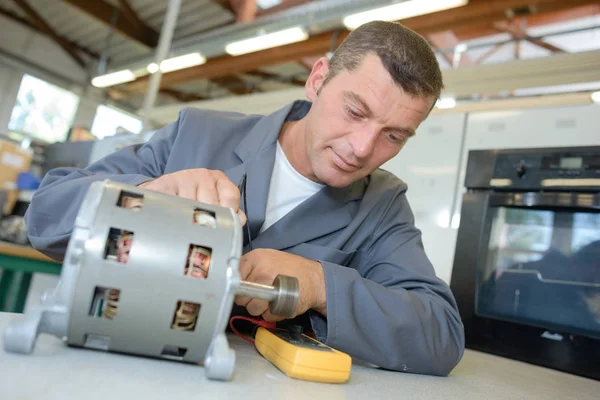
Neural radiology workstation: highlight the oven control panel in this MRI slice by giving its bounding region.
[465,146,600,191]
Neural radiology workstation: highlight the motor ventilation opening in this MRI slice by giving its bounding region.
[193,208,216,228]
[185,245,212,279]
[171,300,201,332]
[161,345,188,361]
[117,191,144,211]
[84,334,111,351]
[104,228,134,264]
[89,286,121,319]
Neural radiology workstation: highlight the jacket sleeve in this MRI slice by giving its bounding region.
[309,187,465,376]
[25,116,181,261]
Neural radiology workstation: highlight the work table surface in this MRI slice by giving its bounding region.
[1,312,598,399]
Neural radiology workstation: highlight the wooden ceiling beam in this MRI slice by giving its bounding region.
[160,88,207,102]
[473,42,507,64]
[299,56,320,71]
[401,0,598,36]
[117,0,147,34]
[108,87,206,103]
[126,31,339,91]
[493,20,566,53]
[211,75,256,95]
[229,0,258,22]
[213,0,235,14]
[124,0,597,91]
[245,69,306,86]
[455,3,600,41]
[427,31,472,68]
[11,0,87,67]
[428,42,454,69]
[0,6,100,59]
[63,0,158,48]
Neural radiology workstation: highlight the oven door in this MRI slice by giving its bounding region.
[451,190,600,380]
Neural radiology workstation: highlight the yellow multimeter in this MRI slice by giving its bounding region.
[254,327,352,383]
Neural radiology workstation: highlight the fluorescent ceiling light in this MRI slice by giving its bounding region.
[91,70,136,88]
[147,53,206,74]
[591,91,600,103]
[436,97,457,109]
[147,63,159,73]
[343,0,469,30]
[225,27,309,56]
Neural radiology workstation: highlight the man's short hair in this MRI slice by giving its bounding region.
[322,21,444,99]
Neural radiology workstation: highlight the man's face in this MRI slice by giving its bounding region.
[303,54,435,187]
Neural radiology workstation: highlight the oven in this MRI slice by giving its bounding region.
[450,146,600,380]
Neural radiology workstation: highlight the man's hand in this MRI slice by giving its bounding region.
[139,169,246,226]
[235,249,327,322]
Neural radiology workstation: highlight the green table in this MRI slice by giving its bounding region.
[0,241,61,313]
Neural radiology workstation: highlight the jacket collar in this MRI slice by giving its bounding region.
[223,100,367,249]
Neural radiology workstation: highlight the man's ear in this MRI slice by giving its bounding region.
[305,56,330,101]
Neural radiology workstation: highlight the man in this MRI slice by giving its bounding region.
[25,21,464,376]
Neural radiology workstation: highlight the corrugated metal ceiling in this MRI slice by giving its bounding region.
[0,0,235,64]
[0,0,599,106]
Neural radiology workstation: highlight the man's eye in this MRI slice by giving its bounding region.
[387,133,405,143]
[345,107,362,119]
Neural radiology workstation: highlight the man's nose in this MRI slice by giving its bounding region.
[349,127,378,159]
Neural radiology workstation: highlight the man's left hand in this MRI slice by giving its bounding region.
[234,248,327,322]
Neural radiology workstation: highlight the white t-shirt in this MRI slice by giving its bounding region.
[259,141,325,234]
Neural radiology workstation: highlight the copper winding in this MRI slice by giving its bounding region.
[185,246,211,279]
[116,232,134,263]
[102,289,120,319]
[171,301,201,331]
[172,246,211,330]
[194,210,216,228]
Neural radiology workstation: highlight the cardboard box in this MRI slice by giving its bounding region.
[0,139,33,215]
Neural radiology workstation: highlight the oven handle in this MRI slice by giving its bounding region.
[488,191,600,209]
[502,269,600,288]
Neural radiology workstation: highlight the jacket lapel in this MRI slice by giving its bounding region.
[243,143,277,239]
[223,102,299,243]
[249,178,367,251]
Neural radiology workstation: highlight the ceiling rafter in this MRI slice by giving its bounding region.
[116,0,147,33]
[213,0,235,14]
[473,42,508,64]
[107,87,206,104]
[63,0,159,48]
[229,0,257,22]
[0,6,100,60]
[400,0,597,37]
[211,75,257,95]
[299,56,321,71]
[244,70,306,86]
[126,30,341,91]
[429,41,454,68]
[122,0,598,92]
[493,20,567,53]
[11,0,87,67]
[428,31,473,68]
[159,88,207,102]
[452,2,600,41]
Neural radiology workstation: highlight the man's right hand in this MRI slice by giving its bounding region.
[138,168,247,226]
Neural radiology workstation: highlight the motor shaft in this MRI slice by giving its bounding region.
[235,275,299,318]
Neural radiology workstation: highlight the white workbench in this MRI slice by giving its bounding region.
[1,312,598,399]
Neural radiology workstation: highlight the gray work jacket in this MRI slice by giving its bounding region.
[25,100,465,376]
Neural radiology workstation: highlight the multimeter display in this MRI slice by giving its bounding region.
[271,329,333,352]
